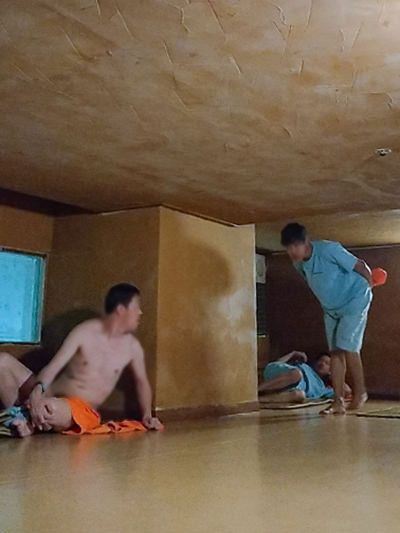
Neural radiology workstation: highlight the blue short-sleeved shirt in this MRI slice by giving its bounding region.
[294,362,335,399]
[294,240,371,312]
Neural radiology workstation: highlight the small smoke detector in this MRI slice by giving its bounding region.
[376,148,392,157]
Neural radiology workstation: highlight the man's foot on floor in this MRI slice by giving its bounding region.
[320,399,346,415]
[347,393,368,412]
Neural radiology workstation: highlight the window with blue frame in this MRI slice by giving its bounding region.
[0,250,46,343]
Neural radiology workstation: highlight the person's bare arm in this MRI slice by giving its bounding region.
[354,259,373,287]
[37,326,85,387]
[278,351,308,364]
[128,340,162,430]
[29,325,84,429]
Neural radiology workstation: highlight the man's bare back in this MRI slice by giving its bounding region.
[47,319,140,408]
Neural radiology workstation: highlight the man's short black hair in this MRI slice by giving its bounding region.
[281,223,307,246]
[105,283,140,314]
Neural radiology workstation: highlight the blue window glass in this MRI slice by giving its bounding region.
[0,250,45,343]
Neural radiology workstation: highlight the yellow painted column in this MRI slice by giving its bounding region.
[156,207,258,411]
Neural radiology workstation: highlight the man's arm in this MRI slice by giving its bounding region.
[278,351,308,364]
[37,329,82,386]
[129,341,162,430]
[328,243,372,286]
[28,326,84,429]
[354,259,373,287]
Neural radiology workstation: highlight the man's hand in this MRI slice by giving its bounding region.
[130,341,162,430]
[289,351,308,363]
[142,414,162,431]
[354,259,373,288]
[278,351,308,364]
[28,392,49,431]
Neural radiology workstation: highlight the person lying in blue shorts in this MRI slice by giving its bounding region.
[258,352,349,404]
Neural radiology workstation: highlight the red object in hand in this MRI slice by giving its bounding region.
[371,268,387,287]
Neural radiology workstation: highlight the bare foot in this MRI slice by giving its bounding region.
[348,392,368,412]
[320,399,346,415]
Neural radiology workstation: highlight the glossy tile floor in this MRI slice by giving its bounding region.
[1,401,400,533]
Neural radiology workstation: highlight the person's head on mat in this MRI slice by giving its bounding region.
[313,354,331,378]
[281,222,311,263]
[104,283,142,333]
[5,396,114,438]
[7,397,73,438]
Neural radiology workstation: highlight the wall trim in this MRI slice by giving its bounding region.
[368,392,400,401]
[0,187,91,216]
[99,204,238,227]
[271,243,400,255]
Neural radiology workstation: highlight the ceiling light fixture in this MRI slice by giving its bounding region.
[376,148,392,157]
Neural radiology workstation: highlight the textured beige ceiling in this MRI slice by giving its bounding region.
[1,0,399,224]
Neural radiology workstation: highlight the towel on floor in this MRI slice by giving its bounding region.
[62,397,147,435]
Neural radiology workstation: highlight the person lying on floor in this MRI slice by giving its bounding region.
[0,357,148,438]
[258,352,350,403]
[0,283,161,431]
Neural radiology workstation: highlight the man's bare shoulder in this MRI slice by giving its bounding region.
[129,335,144,360]
[69,318,103,337]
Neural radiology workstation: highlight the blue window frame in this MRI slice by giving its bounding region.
[0,250,46,343]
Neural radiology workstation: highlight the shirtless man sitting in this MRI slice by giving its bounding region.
[0,283,161,431]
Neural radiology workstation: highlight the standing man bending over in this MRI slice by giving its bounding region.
[281,223,373,415]
[0,283,161,430]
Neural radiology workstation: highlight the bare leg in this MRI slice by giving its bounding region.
[0,353,32,409]
[259,390,306,404]
[346,352,368,411]
[320,350,346,415]
[258,369,302,394]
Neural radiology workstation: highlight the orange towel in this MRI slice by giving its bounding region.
[62,397,146,435]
